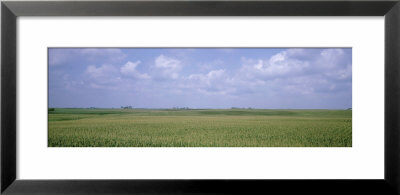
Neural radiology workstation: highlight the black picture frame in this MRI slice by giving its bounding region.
[2,0,400,194]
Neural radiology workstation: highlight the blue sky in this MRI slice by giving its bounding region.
[49,48,352,109]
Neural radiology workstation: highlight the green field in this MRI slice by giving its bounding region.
[48,108,352,147]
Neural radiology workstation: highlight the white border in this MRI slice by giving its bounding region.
[17,17,384,179]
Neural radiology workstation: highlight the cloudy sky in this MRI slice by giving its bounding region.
[49,48,352,109]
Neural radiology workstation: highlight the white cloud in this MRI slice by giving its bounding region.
[85,64,122,89]
[207,69,225,78]
[236,48,351,96]
[120,61,150,79]
[86,64,117,79]
[245,50,310,78]
[154,55,182,79]
[187,69,226,86]
[241,48,350,79]
[155,55,181,69]
[181,69,238,96]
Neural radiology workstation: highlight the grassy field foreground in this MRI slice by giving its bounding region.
[48,109,352,147]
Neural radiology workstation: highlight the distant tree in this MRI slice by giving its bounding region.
[121,106,133,109]
[48,108,55,112]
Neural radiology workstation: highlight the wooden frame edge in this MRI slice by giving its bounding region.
[1,1,16,193]
[385,1,400,194]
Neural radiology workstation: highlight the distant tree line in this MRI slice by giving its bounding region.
[172,107,190,110]
[121,106,133,109]
[231,107,253,110]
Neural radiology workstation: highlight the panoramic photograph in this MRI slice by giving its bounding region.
[48,48,352,147]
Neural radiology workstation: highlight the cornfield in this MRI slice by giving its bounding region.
[48,109,352,147]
